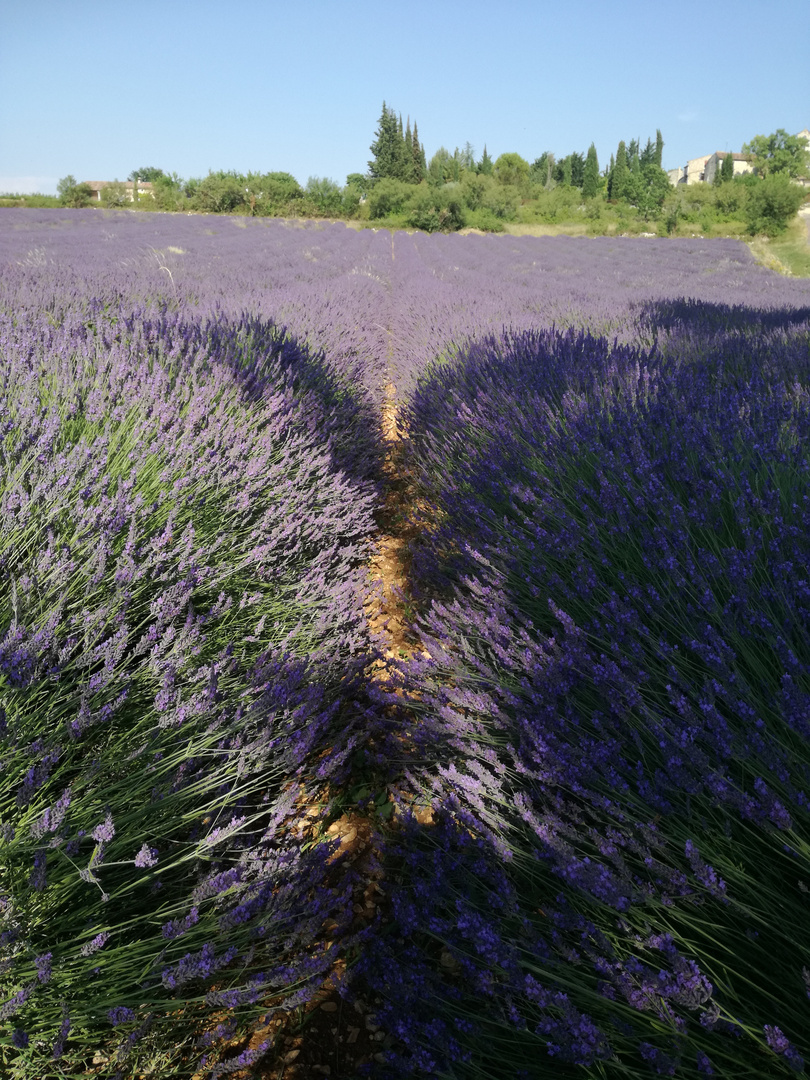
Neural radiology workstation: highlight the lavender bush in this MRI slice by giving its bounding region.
[3,210,810,405]
[364,311,810,1077]
[0,295,379,1075]
[3,209,810,1077]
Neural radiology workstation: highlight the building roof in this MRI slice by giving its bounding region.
[83,180,155,189]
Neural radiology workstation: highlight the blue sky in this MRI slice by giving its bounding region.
[1,0,808,194]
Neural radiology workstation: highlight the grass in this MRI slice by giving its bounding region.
[746,216,810,277]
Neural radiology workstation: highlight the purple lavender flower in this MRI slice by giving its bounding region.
[11,1028,29,1049]
[134,843,158,868]
[107,1006,136,1027]
[91,812,115,843]
[80,931,110,956]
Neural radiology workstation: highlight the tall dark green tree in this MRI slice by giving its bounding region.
[478,145,493,175]
[582,143,600,198]
[404,119,414,182]
[720,150,735,183]
[395,114,410,180]
[569,151,585,187]
[610,140,630,200]
[412,121,426,182]
[655,129,664,167]
[555,155,574,186]
[530,151,555,188]
[369,102,404,180]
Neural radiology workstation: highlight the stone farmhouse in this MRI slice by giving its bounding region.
[667,152,754,186]
[668,129,810,186]
[83,180,154,202]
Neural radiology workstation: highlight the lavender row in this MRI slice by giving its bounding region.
[365,314,810,1077]
[0,297,379,1075]
[3,210,810,408]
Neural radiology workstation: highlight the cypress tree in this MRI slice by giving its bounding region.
[612,141,629,200]
[404,119,414,183]
[479,144,493,175]
[720,150,735,183]
[369,102,401,180]
[655,129,664,168]
[582,143,600,198]
[396,114,408,180]
[412,122,425,183]
[570,151,585,188]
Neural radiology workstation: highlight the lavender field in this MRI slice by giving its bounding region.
[2,208,810,1078]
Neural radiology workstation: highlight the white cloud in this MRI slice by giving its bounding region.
[0,176,58,195]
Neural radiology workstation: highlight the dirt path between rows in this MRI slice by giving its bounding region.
[223,381,425,1080]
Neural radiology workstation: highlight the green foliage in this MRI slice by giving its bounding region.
[412,122,426,183]
[100,180,129,208]
[367,177,411,219]
[464,207,505,232]
[341,184,365,218]
[246,172,304,215]
[609,140,629,200]
[720,150,735,183]
[582,143,600,199]
[625,162,671,219]
[152,173,184,211]
[427,147,458,186]
[458,142,476,171]
[459,171,491,210]
[524,184,581,224]
[404,119,414,182]
[57,175,93,208]
[529,151,555,190]
[481,183,519,221]
[406,184,467,232]
[0,193,60,208]
[343,175,368,218]
[127,166,165,182]
[742,128,810,178]
[745,172,806,237]
[369,102,412,182]
[714,175,746,215]
[553,151,584,188]
[305,176,343,216]
[493,152,530,188]
[192,171,246,213]
[477,145,493,176]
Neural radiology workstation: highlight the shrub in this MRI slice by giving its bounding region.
[367,177,412,219]
[191,172,246,214]
[57,175,93,208]
[406,185,466,233]
[464,207,506,232]
[0,304,377,1075]
[100,181,129,209]
[745,173,806,237]
[370,318,810,1078]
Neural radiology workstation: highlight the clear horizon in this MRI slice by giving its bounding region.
[1,0,808,195]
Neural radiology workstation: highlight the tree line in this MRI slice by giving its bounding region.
[40,110,810,238]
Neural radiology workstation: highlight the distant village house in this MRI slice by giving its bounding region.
[668,129,809,186]
[83,180,155,202]
[703,152,755,184]
[668,152,753,186]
